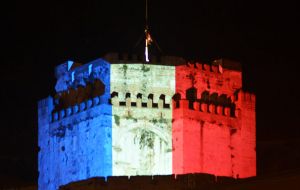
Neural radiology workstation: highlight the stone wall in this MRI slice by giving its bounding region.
[110,64,175,176]
[38,55,256,190]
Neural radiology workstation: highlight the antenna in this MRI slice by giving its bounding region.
[144,0,152,62]
[133,0,162,61]
[145,0,148,25]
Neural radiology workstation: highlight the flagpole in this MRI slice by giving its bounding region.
[145,0,148,26]
[145,0,149,62]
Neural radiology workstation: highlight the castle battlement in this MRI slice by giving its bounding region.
[174,100,232,117]
[38,54,256,190]
[103,52,186,66]
[51,95,107,122]
[235,90,256,103]
[51,88,253,122]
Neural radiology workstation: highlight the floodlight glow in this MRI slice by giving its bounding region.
[38,58,256,190]
[145,45,149,62]
[110,64,175,175]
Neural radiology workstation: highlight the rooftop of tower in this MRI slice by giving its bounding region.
[55,52,242,76]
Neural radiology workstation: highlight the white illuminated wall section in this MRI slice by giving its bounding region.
[111,64,175,176]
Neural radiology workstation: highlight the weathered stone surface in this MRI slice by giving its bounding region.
[111,64,175,176]
[38,54,256,190]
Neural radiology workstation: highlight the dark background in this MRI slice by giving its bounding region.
[1,0,299,185]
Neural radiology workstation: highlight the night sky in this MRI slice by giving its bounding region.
[1,0,299,185]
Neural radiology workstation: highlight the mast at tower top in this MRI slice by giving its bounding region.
[144,0,152,62]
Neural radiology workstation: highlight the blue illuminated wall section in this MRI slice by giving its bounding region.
[38,59,112,190]
[38,57,256,190]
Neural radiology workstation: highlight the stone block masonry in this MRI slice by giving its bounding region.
[38,53,255,190]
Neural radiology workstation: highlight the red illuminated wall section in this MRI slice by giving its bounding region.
[173,60,256,178]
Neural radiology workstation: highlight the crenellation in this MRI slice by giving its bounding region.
[203,63,210,71]
[193,62,201,70]
[104,52,185,65]
[176,65,242,99]
[230,95,235,102]
[136,98,142,108]
[164,95,172,105]
[93,96,100,105]
[201,102,208,112]
[186,62,193,67]
[51,95,110,122]
[59,110,65,120]
[191,61,198,69]
[224,107,230,116]
[116,92,125,101]
[172,106,239,129]
[111,96,119,106]
[147,98,153,108]
[125,97,131,107]
[130,93,138,103]
[86,99,93,108]
[158,99,164,109]
[173,99,236,119]
[211,65,218,73]
[216,105,223,115]
[234,108,241,118]
[66,107,72,116]
[50,103,112,131]
[193,101,200,111]
[153,94,160,103]
[79,102,86,111]
[52,112,58,122]
[234,90,256,110]
[208,104,216,114]
[125,92,131,98]
[72,104,79,114]
[39,55,255,190]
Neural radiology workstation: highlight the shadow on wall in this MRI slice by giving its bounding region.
[173,88,235,116]
[54,79,105,111]
[59,171,300,190]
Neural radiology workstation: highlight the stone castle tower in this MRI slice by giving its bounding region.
[38,53,256,190]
